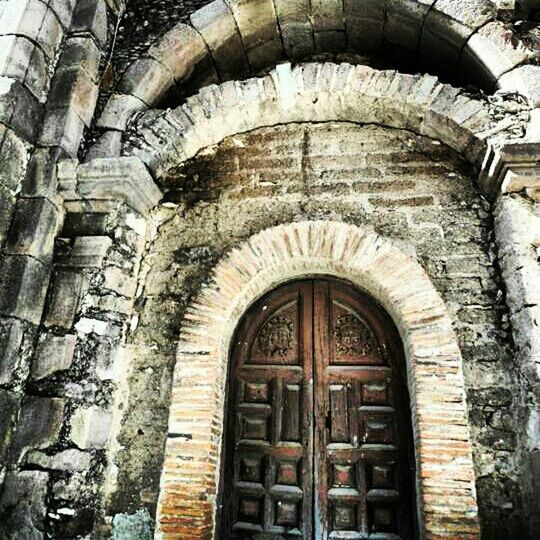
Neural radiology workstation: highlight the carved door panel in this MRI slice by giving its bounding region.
[221,280,416,539]
[221,281,314,539]
[314,281,416,539]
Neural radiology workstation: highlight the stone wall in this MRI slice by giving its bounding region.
[119,122,525,537]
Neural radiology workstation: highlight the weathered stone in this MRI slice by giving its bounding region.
[48,0,78,29]
[70,405,112,449]
[6,197,60,261]
[9,397,65,461]
[384,0,432,51]
[0,123,29,193]
[0,35,50,101]
[190,0,249,80]
[0,77,42,142]
[20,147,64,201]
[0,470,48,540]
[46,67,99,126]
[460,21,538,90]
[0,255,49,325]
[85,130,123,159]
[274,0,314,58]
[0,0,63,60]
[58,157,163,215]
[343,0,384,53]
[112,510,153,540]
[44,270,84,329]
[499,65,540,108]
[39,105,86,157]
[0,389,18,459]
[97,93,146,130]
[26,448,92,471]
[31,333,77,379]
[68,236,113,267]
[58,36,101,82]
[117,58,176,107]
[71,0,108,49]
[226,0,283,70]
[0,317,27,384]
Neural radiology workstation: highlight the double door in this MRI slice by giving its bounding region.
[219,279,416,539]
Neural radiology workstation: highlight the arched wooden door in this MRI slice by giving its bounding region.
[219,279,417,539]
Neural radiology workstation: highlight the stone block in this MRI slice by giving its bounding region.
[86,130,123,159]
[97,93,147,130]
[70,405,112,449]
[0,255,49,325]
[31,333,76,380]
[460,22,537,90]
[39,105,86,157]
[421,0,495,76]
[47,67,99,126]
[191,0,250,80]
[384,0,431,51]
[26,448,92,471]
[0,34,50,101]
[0,123,30,193]
[58,157,163,215]
[0,470,48,539]
[9,397,65,461]
[49,0,78,29]
[69,236,113,267]
[6,197,60,261]
[71,0,108,49]
[0,317,29,385]
[226,0,283,70]
[118,57,176,107]
[0,77,43,142]
[44,270,84,329]
[0,389,18,458]
[103,265,137,297]
[149,23,217,89]
[343,0,384,53]
[0,0,63,59]
[59,36,101,82]
[499,65,540,108]
[0,185,15,248]
[20,147,65,200]
[274,0,314,58]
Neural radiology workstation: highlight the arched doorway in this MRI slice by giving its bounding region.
[219,278,417,539]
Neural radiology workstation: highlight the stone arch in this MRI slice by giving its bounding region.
[123,62,529,197]
[156,220,480,539]
[91,0,539,156]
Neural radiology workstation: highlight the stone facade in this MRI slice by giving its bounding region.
[0,1,538,539]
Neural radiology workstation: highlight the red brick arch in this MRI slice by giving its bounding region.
[156,220,480,539]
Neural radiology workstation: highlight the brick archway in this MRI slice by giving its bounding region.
[156,221,480,539]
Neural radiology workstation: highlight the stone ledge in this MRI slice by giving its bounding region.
[57,156,163,215]
[481,142,540,200]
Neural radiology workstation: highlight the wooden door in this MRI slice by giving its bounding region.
[219,280,416,539]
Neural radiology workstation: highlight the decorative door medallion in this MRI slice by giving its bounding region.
[219,280,417,539]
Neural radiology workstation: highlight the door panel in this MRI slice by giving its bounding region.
[222,281,313,539]
[220,279,416,539]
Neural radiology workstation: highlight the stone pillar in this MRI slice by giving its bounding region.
[489,145,540,536]
[0,157,161,538]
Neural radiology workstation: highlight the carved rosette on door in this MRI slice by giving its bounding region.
[219,280,416,539]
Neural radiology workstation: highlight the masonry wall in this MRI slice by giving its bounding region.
[117,122,525,538]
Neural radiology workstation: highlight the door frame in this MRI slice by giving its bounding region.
[155,221,480,540]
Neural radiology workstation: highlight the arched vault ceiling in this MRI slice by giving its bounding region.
[90,1,538,161]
